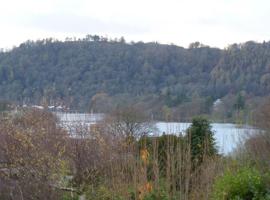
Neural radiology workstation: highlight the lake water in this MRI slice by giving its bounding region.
[55,112,258,155]
[156,122,257,155]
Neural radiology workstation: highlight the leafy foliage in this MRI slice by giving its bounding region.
[143,189,171,200]
[211,167,270,200]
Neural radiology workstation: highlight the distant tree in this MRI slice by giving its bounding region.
[91,35,100,42]
[119,36,126,43]
[90,92,113,113]
[189,42,201,49]
[189,42,208,49]
[254,97,270,130]
[234,93,245,111]
[1,36,270,120]
[0,101,11,112]
[103,105,155,141]
[187,117,217,168]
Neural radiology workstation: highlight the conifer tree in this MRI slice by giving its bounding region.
[187,117,217,168]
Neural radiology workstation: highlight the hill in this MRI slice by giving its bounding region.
[0,36,269,120]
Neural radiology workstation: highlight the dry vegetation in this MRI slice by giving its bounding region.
[0,103,270,200]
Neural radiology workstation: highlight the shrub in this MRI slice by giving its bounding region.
[61,193,79,200]
[84,185,125,200]
[211,167,270,200]
[143,189,170,200]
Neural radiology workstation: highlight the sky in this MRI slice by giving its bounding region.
[0,0,270,49]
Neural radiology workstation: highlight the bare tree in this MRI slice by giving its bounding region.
[243,98,270,168]
[103,105,155,140]
[0,109,67,200]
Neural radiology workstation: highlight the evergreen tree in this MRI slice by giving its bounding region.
[234,93,245,110]
[187,117,217,168]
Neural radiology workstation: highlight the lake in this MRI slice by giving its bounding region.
[55,112,258,155]
[156,122,257,155]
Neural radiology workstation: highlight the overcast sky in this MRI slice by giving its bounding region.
[0,0,269,49]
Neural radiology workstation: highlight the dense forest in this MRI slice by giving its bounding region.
[0,36,270,121]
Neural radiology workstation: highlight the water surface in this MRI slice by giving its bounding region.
[56,112,257,155]
[156,122,256,155]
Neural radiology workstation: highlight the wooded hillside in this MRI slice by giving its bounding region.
[0,36,269,119]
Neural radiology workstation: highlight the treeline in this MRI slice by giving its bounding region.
[0,36,270,120]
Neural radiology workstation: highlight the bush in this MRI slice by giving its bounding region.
[84,185,125,200]
[211,167,270,200]
[143,189,170,200]
[61,193,79,200]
